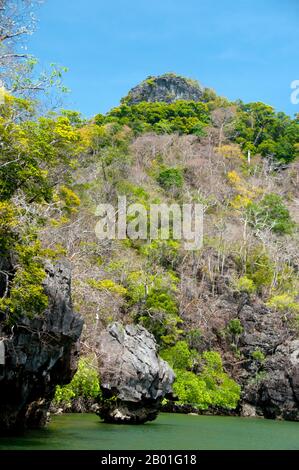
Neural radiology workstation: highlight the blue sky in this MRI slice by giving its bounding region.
[28,0,299,117]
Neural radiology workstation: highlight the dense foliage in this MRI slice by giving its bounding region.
[0,94,80,323]
[157,167,184,190]
[54,357,101,406]
[232,102,299,163]
[161,342,240,409]
[95,98,299,164]
[96,101,210,136]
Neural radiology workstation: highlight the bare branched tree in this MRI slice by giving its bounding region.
[211,107,235,147]
[0,0,68,103]
[0,1,40,85]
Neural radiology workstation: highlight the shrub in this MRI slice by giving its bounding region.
[126,271,182,345]
[274,264,298,294]
[161,344,240,410]
[234,276,256,294]
[227,170,242,186]
[185,328,202,350]
[227,319,244,336]
[0,201,17,251]
[58,185,81,213]
[145,288,178,315]
[199,351,241,409]
[140,239,181,269]
[251,349,266,363]
[173,370,211,408]
[247,193,295,235]
[245,248,274,292]
[230,194,252,210]
[160,341,197,370]
[87,279,127,296]
[125,271,148,305]
[141,312,183,346]
[157,167,184,190]
[139,288,182,345]
[53,356,101,406]
[267,294,299,314]
[218,144,245,162]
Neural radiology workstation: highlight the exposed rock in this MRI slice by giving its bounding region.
[237,303,299,420]
[50,397,99,414]
[0,261,83,431]
[239,304,288,357]
[240,403,257,418]
[97,322,175,424]
[125,73,203,105]
[242,340,299,421]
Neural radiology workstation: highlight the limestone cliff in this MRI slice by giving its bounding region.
[0,261,83,431]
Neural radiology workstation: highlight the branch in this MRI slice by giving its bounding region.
[12,84,45,92]
[0,157,21,169]
[0,53,29,59]
[0,270,9,299]
[0,28,29,42]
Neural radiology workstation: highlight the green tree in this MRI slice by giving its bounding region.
[54,357,101,406]
[157,168,184,190]
[0,96,79,202]
[161,345,240,409]
[232,102,299,163]
[160,341,197,370]
[247,193,295,234]
[103,100,210,135]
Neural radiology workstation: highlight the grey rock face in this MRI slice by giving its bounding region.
[242,340,299,421]
[125,73,203,105]
[0,261,83,431]
[238,304,299,420]
[239,304,288,356]
[97,322,175,424]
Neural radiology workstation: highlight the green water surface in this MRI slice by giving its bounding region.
[0,413,298,450]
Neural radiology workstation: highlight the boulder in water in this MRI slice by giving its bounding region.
[97,322,175,424]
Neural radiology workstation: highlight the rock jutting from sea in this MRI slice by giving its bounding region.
[96,322,175,424]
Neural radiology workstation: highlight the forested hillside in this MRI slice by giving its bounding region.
[1,1,299,423]
[1,73,299,417]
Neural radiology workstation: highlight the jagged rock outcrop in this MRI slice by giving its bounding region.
[124,73,203,104]
[97,322,175,424]
[241,340,299,421]
[238,303,299,420]
[239,303,288,356]
[0,261,83,431]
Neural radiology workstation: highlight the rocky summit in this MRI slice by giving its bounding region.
[124,73,204,104]
[96,323,175,424]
